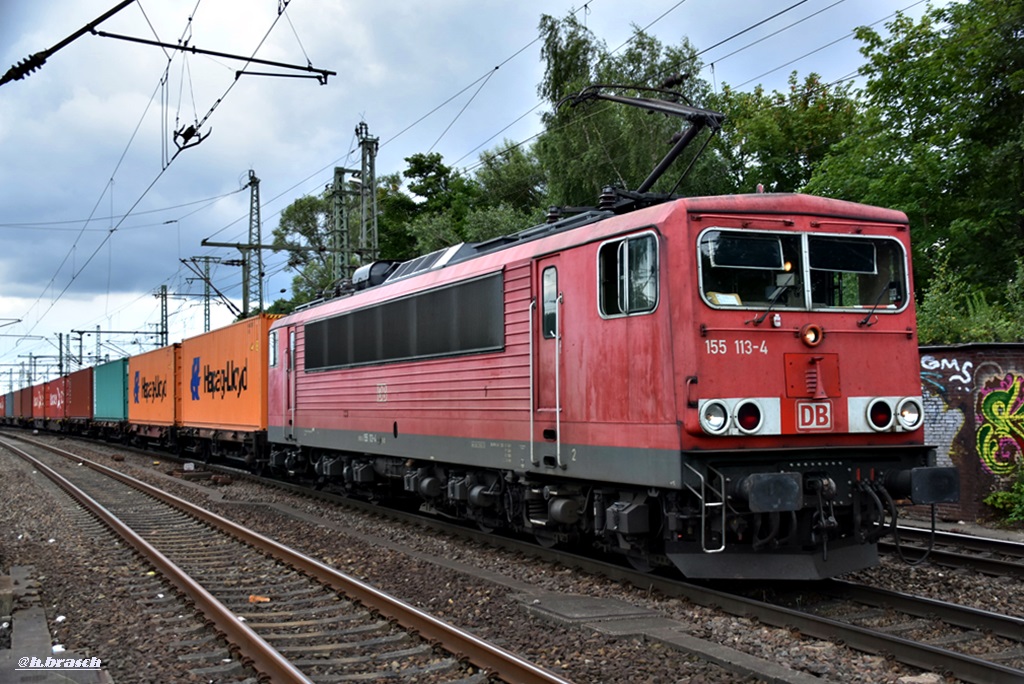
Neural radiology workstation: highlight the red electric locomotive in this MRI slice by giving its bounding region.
[265,87,957,580]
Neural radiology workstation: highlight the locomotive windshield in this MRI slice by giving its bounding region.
[699,229,908,312]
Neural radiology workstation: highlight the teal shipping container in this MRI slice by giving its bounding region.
[94,358,129,421]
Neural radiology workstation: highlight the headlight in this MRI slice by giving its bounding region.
[897,397,923,430]
[700,401,730,435]
[800,323,823,347]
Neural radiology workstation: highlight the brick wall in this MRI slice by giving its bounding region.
[920,344,1024,522]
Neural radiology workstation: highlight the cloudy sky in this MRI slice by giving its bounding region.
[0,0,938,388]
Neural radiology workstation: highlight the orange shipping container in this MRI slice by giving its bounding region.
[46,378,67,420]
[180,314,274,431]
[128,344,180,426]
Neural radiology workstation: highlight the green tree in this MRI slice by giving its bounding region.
[376,171,419,262]
[807,0,1024,315]
[710,72,862,194]
[916,256,1018,344]
[401,152,494,253]
[533,15,728,208]
[270,193,335,305]
[474,141,547,214]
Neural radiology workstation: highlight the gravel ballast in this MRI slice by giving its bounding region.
[5,435,1011,683]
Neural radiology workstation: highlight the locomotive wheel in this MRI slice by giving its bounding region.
[534,531,559,548]
[626,551,654,573]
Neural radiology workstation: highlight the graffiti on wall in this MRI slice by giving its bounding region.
[921,355,974,395]
[919,354,1024,478]
[919,349,1024,519]
[920,355,972,470]
[975,372,1024,477]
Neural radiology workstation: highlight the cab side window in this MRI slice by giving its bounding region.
[542,267,558,338]
[599,233,659,317]
[268,330,278,367]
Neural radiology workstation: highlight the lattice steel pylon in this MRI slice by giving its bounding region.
[332,166,357,283]
[356,122,379,264]
[245,170,264,316]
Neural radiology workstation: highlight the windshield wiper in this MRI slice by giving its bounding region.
[858,281,898,327]
[748,281,792,326]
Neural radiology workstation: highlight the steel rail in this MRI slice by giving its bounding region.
[894,525,1024,556]
[20,429,1022,683]
[880,542,1024,578]
[881,526,1024,577]
[0,437,314,684]
[823,579,1024,639]
[3,434,574,684]
[652,580,1024,684]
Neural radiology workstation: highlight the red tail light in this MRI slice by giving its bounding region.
[868,399,893,431]
[736,401,763,433]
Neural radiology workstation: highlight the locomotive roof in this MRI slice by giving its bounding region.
[383,209,614,284]
[681,192,910,225]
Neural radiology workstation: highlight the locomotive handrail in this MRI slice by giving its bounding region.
[555,293,564,469]
[684,462,727,553]
[529,299,538,466]
[702,324,911,336]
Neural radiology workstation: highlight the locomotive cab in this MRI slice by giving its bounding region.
[666,195,958,578]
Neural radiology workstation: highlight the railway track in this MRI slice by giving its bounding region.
[880,525,1024,578]
[736,578,1024,683]
[179,450,1024,684]
[0,434,572,684]
[14,430,1024,683]
[254,474,1024,683]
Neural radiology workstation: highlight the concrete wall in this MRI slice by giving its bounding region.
[920,344,1024,521]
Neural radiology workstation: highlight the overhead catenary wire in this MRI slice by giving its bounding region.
[3,1,948,372]
[457,0,927,180]
[9,0,302,360]
[732,0,928,90]
[0,188,247,229]
[458,0,822,175]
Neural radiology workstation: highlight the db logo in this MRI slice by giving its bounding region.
[797,401,832,430]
